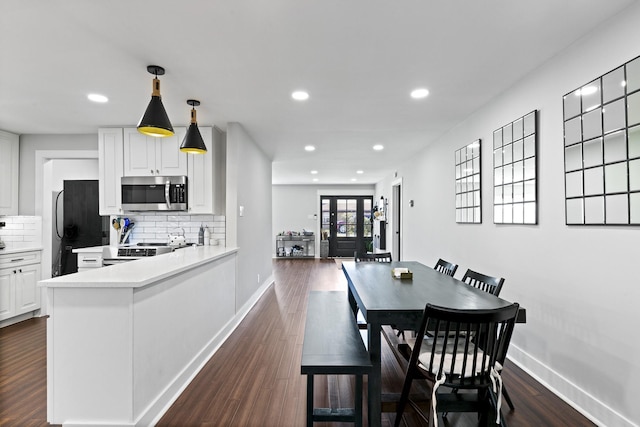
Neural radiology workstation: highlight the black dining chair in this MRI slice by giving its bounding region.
[354,251,392,263]
[462,269,505,296]
[434,258,458,277]
[394,302,520,427]
[460,268,516,411]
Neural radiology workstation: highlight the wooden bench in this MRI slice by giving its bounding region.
[301,291,372,427]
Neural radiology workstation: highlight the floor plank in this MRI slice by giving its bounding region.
[0,258,596,427]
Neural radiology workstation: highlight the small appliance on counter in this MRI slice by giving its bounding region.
[103,243,173,266]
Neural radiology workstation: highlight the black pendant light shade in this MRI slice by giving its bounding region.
[137,65,174,137]
[180,100,207,154]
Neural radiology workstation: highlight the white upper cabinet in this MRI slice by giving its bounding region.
[98,128,124,216]
[0,130,19,215]
[187,127,226,214]
[123,127,187,177]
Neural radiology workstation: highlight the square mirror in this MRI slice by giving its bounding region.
[566,198,584,224]
[603,98,626,134]
[524,111,536,136]
[494,149,503,167]
[524,135,535,158]
[524,180,536,201]
[565,144,583,171]
[513,139,523,162]
[626,56,640,93]
[628,91,640,127]
[493,129,502,149]
[582,108,602,141]
[629,125,640,158]
[503,163,513,184]
[513,182,524,203]
[503,204,513,223]
[602,66,625,104]
[605,162,628,193]
[513,160,524,182]
[524,202,536,224]
[513,118,523,140]
[581,80,601,113]
[584,196,605,224]
[604,130,626,163]
[513,203,524,223]
[503,143,513,164]
[583,138,603,167]
[566,170,583,197]
[584,167,604,195]
[503,184,513,203]
[504,123,513,144]
[494,205,503,223]
[564,117,582,146]
[564,93,581,121]
[605,194,628,224]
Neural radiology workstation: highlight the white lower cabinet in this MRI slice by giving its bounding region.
[0,251,42,323]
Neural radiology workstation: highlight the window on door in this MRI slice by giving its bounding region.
[321,196,373,257]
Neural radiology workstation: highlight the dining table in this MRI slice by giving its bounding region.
[341,260,525,427]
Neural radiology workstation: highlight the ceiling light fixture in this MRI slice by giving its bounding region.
[180,100,207,154]
[311,170,318,174]
[292,91,309,101]
[305,145,316,151]
[356,170,364,174]
[373,144,384,151]
[87,93,108,103]
[137,65,174,137]
[411,88,429,99]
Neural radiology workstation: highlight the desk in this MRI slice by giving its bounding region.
[342,260,521,427]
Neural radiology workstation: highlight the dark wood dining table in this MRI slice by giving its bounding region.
[342,260,525,427]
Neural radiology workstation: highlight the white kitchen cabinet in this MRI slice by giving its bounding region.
[123,127,187,177]
[0,130,19,215]
[99,128,124,216]
[187,126,225,214]
[0,250,42,324]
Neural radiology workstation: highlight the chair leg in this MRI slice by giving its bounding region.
[355,374,363,427]
[394,368,415,427]
[502,384,515,411]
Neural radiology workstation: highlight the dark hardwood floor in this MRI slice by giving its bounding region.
[0,259,595,427]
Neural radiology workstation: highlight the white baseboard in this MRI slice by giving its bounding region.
[508,344,638,427]
[142,276,275,427]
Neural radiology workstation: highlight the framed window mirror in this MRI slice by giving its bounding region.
[455,140,481,223]
[563,55,640,225]
[493,111,538,224]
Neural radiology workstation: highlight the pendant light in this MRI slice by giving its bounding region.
[137,65,174,137]
[180,99,207,154]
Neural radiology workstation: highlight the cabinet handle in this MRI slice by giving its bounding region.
[150,169,154,174]
[19,269,22,273]
[84,258,98,262]
[13,270,17,274]
[11,258,24,262]
[156,169,160,174]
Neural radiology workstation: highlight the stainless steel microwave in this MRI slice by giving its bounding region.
[121,176,188,211]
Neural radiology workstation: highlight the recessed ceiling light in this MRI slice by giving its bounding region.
[351,178,357,182]
[373,144,384,151]
[88,93,108,103]
[312,178,319,182]
[305,145,316,151]
[311,170,318,174]
[292,91,309,101]
[410,88,429,99]
[356,170,364,174]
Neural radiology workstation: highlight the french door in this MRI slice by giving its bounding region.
[321,196,373,257]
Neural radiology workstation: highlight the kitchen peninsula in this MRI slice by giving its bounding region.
[39,245,238,426]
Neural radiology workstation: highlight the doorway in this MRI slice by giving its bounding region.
[321,196,373,257]
[392,180,402,261]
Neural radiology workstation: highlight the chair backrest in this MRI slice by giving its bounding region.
[461,269,505,296]
[434,258,458,277]
[412,303,519,388]
[354,251,392,263]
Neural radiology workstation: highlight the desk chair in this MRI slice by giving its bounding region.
[434,258,458,277]
[394,303,520,427]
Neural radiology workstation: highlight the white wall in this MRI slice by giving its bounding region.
[376,5,640,427]
[19,134,97,215]
[272,184,375,256]
[226,122,273,311]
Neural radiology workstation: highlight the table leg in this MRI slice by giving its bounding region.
[348,286,358,317]
[368,321,382,427]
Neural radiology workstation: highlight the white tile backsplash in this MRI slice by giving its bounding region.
[0,216,43,245]
[112,213,226,247]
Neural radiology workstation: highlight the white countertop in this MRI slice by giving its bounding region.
[0,244,43,255]
[39,245,238,289]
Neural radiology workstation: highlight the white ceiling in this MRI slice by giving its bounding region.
[1,0,636,185]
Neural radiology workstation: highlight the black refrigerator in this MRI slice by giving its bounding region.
[59,180,110,275]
